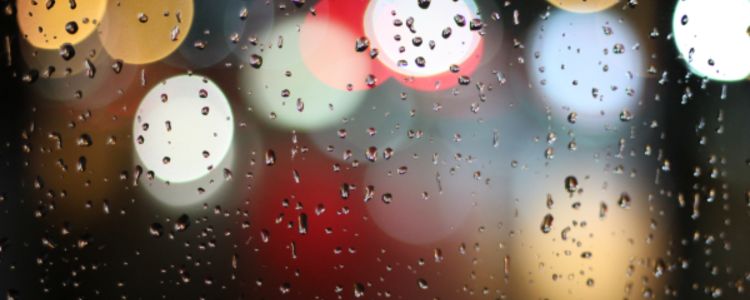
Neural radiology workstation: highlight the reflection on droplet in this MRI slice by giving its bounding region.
[564,175,578,194]
[672,0,750,81]
[540,213,554,233]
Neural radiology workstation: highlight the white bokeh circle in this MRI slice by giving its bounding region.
[672,0,750,81]
[527,11,644,127]
[133,74,234,183]
[363,0,482,77]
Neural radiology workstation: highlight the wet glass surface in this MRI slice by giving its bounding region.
[1,0,750,299]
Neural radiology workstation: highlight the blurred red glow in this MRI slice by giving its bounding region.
[301,0,484,92]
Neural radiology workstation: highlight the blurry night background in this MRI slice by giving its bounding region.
[1,0,750,299]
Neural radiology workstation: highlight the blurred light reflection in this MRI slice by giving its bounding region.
[527,11,644,130]
[98,0,194,64]
[133,74,234,183]
[672,0,750,81]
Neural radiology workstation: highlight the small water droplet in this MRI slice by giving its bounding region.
[442,27,452,39]
[564,176,578,194]
[540,214,554,233]
[355,37,370,52]
[137,12,149,23]
[618,192,631,208]
[249,54,263,68]
[417,278,429,290]
[65,21,78,34]
[59,43,75,61]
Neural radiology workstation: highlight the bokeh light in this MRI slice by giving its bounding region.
[672,0,750,81]
[527,11,645,129]
[300,0,380,91]
[363,0,482,78]
[98,0,194,64]
[508,152,670,299]
[133,74,234,183]
[16,0,106,49]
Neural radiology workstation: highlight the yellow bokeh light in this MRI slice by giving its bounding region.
[98,0,193,64]
[16,0,106,49]
[547,0,619,13]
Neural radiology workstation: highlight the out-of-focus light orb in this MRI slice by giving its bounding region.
[547,0,619,13]
[133,74,234,183]
[300,2,378,91]
[16,0,106,49]
[507,151,668,300]
[527,11,644,126]
[672,0,750,81]
[363,0,482,77]
[241,20,366,130]
[98,0,194,64]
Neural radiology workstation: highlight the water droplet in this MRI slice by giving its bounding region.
[149,223,163,237]
[454,14,466,27]
[137,12,149,23]
[381,193,392,204]
[77,134,92,147]
[620,109,633,121]
[567,112,577,124]
[469,18,483,31]
[415,56,426,67]
[564,176,578,194]
[412,36,423,47]
[586,278,595,287]
[540,214,554,233]
[265,150,276,166]
[354,283,365,298]
[618,192,631,208]
[174,214,190,232]
[365,146,378,162]
[442,27,452,39]
[355,37,370,52]
[65,21,78,34]
[76,156,86,172]
[112,59,123,74]
[458,75,470,85]
[249,54,263,68]
[59,43,75,61]
[417,278,429,290]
